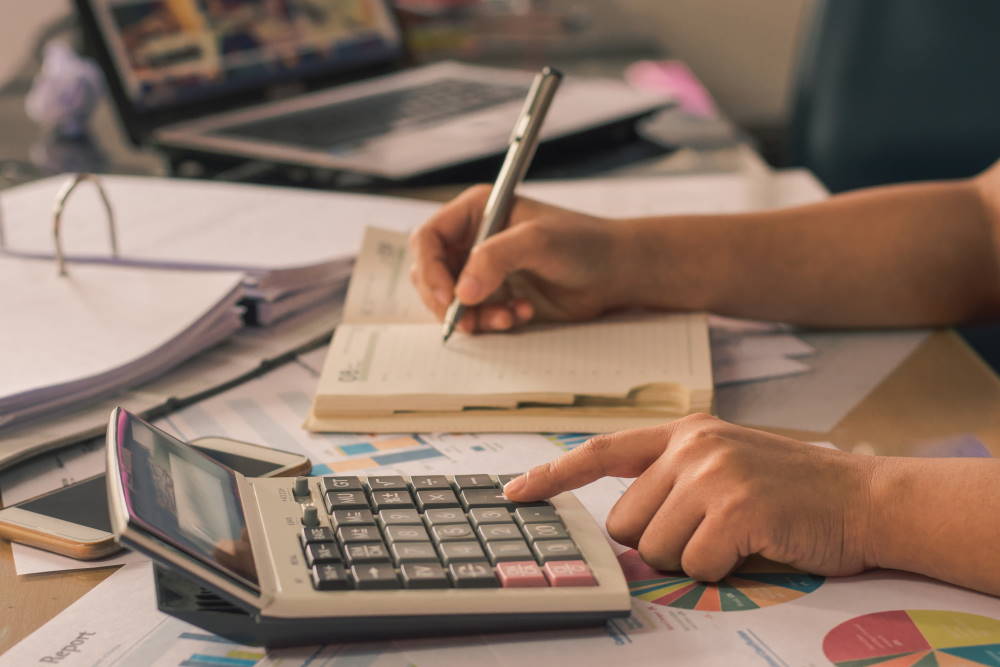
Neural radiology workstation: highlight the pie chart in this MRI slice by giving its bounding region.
[616,549,824,612]
[823,610,1000,666]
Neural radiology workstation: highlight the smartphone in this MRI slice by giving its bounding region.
[0,436,311,560]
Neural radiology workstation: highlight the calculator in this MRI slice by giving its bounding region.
[106,408,630,647]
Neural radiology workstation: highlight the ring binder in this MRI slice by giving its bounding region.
[52,173,119,276]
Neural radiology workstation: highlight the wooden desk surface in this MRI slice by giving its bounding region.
[2,329,998,654]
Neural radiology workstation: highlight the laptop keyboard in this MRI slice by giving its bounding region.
[215,79,528,150]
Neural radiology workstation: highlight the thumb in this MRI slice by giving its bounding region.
[503,428,670,502]
[455,223,549,306]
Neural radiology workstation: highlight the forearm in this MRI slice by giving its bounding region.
[618,175,1000,326]
[869,457,1000,595]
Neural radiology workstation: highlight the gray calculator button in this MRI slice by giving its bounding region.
[367,476,408,490]
[454,475,497,489]
[424,508,466,525]
[311,563,349,590]
[513,506,559,525]
[460,489,513,510]
[370,489,415,510]
[410,475,451,490]
[390,541,438,564]
[323,476,363,492]
[337,525,382,543]
[523,522,569,542]
[304,542,341,567]
[439,541,487,564]
[401,563,450,588]
[300,526,334,547]
[351,563,400,589]
[378,509,422,525]
[344,542,390,564]
[477,523,522,542]
[384,525,430,543]
[326,491,369,511]
[415,489,461,510]
[469,508,511,527]
[331,509,375,527]
[431,523,474,542]
[532,539,582,563]
[448,561,500,588]
[497,474,522,487]
[485,540,533,564]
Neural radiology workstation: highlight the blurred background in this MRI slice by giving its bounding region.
[0,0,812,178]
[2,0,999,192]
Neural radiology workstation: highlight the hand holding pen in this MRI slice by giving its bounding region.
[408,68,642,338]
[440,67,563,343]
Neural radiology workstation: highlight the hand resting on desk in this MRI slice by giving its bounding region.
[504,414,1000,598]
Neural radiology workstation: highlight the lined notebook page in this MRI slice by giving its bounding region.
[341,227,434,325]
[315,312,711,413]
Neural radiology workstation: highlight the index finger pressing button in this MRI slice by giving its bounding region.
[460,489,513,510]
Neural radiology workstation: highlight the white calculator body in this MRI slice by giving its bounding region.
[106,408,630,647]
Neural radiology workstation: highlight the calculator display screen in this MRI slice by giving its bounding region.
[114,412,259,589]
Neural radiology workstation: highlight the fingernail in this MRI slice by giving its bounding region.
[491,311,511,330]
[514,301,533,323]
[456,275,483,302]
[433,288,451,305]
[503,476,526,497]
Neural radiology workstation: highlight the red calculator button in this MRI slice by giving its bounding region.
[543,560,596,587]
[496,561,548,587]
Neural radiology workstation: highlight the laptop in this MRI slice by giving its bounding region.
[75,0,672,181]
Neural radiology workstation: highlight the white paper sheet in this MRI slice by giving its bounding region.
[1,175,438,277]
[9,542,146,575]
[519,168,828,218]
[716,329,930,432]
[0,256,244,427]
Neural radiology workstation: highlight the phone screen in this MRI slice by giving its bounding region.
[14,445,284,532]
[16,476,112,531]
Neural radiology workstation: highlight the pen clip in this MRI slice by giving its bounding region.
[508,67,563,144]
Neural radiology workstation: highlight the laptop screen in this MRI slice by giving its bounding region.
[87,0,404,112]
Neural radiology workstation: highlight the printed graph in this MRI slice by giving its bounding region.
[544,433,593,452]
[823,610,1000,666]
[314,434,445,474]
[177,632,264,667]
[617,549,824,612]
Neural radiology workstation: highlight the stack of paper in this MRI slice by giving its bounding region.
[0,175,439,325]
[0,256,244,428]
[307,227,713,433]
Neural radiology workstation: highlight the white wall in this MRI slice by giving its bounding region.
[623,0,816,127]
[0,0,70,86]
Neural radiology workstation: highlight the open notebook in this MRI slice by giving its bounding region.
[306,227,712,433]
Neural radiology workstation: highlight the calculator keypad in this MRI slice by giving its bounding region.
[296,474,595,590]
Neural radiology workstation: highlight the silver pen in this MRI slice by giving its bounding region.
[441,66,563,343]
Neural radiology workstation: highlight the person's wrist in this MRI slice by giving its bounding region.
[608,218,655,309]
[863,456,912,572]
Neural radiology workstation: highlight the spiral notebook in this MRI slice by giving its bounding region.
[306,227,713,433]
